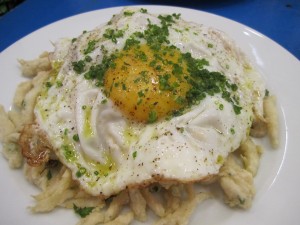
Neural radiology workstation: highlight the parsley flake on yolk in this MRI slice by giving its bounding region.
[104,44,191,123]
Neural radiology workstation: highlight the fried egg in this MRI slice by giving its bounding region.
[34,7,265,197]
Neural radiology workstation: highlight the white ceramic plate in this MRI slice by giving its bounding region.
[0,5,299,225]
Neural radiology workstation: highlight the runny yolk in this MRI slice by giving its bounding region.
[104,44,191,123]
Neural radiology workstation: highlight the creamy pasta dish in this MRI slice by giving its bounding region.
[0,7,279,225]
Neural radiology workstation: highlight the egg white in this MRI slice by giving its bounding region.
[34,7,265,197]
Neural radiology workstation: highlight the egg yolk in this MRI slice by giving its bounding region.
[104,44,191,123]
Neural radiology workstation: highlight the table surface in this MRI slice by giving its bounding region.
[0,0,299,60]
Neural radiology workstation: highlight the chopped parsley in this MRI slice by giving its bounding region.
[172,63,183,77]
[148,110,158,123]
[83,54,117,84]
[71,9,243,122]
[62,145,77,162]
[124,10,135,16]
[135,50,148,61]
[158,74,172,91]
[140,8,147,13]
[233,105,242,115]
[84,40,97,54]
[76,167,87,178]
[124,38,140,50]
[85,55,92,62]
[73,134,79,142]
[73,204,94,218]
[72,60,86,74]
[138,90,145,97]
[56,80,63,87]
[45,82,52,88]
[144,23,170,50]
[134,71,149,83]
[132,151,137,159]
[172,13,181,19]
[64,128,69,136]
[265,89,269,96]
[103,28,124,43]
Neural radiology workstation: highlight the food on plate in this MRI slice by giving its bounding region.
[263,95,279,149]
[0,7,279,225]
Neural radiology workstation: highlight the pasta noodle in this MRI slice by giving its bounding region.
[264,95,280,149]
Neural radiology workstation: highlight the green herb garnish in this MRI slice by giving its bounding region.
[140,8,147,13]
[72,60,86,74]
[132,151,137,159]
[56,80,63,87]
[84,40,97,54]
[103,28,124,43]
[45,82,52,88]
[265,89,269,96]
[73,204,94,218]
[73,134,79,142]
[124,10,135,16]
[76,167,87,178]
[148,110,157,123]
